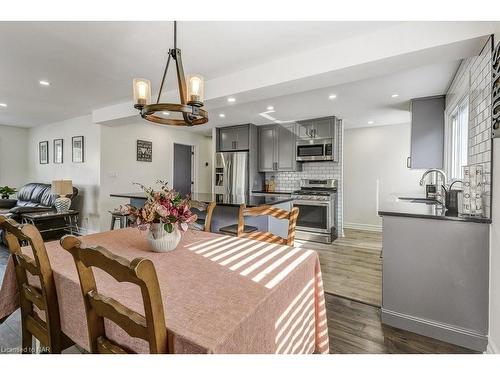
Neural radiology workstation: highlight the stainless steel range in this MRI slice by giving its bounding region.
[292,179,337,243]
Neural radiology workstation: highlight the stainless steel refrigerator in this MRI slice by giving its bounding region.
[215,152,253,196]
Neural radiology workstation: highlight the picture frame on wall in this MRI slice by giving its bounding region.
[137,140,152,162]
[39,141,49,164]
[72,136,84,163]
[54,138,63,164]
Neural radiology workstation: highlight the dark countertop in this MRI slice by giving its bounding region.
[110,192,294,208]
[251,190,293,195]
[378,196,491,224]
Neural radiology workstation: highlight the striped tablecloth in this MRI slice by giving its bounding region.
[0,228,329,354]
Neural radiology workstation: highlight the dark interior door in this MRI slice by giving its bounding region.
[173,143,192,196]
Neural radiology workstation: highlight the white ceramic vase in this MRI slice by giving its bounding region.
[147,223,181,253]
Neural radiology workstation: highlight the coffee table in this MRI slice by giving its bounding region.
[21,210,80,235]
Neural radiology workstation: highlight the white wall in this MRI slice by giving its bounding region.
[488,33,500,354]
[489,138,500,353]
[99,120,212,231]
[0,124,29,188]
[28,115,101,233]
[343,123,424,230]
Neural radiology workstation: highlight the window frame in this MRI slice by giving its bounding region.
[444,95,469,181]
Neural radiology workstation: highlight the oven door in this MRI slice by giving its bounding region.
[293,200,331,233]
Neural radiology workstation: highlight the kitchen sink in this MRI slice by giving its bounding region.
[398,197,441,204]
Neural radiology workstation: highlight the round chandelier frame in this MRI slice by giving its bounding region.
[133,21,209,127]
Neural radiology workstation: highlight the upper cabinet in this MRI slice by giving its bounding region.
[409,95,445,169]
[297,117,336,140]
[217,125,250,151]
[258,123,302,172]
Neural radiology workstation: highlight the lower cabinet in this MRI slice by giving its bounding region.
[258,123,301,172]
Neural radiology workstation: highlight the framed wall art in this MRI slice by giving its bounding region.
[54,138,64,164]
[72,136,84,163]
[39,141,49,164]
[137,140,152,162]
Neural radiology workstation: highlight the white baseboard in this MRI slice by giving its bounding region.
[343,222,382,232]
[382,308,488,352]
[76,227,99,236]
[486,337,499,354]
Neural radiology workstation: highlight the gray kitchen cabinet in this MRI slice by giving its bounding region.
[381,215,489,351]
[297,121,314,139]
[217,125,250,151]
[409,95,445,169]
[277,123,297,170]
[258,124,301,172]
[259,126,276,171]
[297,116,335,139]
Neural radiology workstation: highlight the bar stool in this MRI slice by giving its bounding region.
[109,211,130,230]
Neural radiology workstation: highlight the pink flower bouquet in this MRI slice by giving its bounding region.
[120,181,198,233]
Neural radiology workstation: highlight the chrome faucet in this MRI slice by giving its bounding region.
[419,169,447,203]
[419,169,447,187]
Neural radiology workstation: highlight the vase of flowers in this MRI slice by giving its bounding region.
[120,181,197,252]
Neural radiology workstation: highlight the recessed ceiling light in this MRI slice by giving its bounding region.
[328,94,337,100]
[162,111,170,116]
[227,97,236,103]
[0,103,7,108]
[39,80,51,86]
[267,106,274,111]
[219,113,226,118]
[368,120,374,125]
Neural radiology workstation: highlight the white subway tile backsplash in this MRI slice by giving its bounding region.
[447,43,492,217]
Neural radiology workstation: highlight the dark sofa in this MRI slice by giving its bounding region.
[0,183,78,236]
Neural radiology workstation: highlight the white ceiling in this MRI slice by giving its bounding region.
[0,21,399,127]
[206,59,461,131]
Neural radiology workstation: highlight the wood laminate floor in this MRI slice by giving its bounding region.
[0,239,475,354]
[297,228,383,306]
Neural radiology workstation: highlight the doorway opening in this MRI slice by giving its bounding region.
[173,143,194,196]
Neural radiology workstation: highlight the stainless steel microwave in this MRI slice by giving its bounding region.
[296,138,334,162]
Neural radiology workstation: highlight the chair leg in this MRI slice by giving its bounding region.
[110,216,116,231]
[21,325,33,354]
[120,216,126,229]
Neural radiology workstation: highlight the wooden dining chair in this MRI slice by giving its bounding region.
[203,201,216,232]
[60,235,168,354]
[237,204,300,246]
[192,201,216,232]
[0,215,74,354]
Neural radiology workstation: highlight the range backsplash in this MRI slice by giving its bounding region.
[264,124,344,236]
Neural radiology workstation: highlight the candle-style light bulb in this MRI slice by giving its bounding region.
[133,78,151,107]
[186,74,204,105]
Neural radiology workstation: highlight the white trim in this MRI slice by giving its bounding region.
[343,222,382,232]
[76,227,99,236]
[486,338,499,354]
[382,308,488,352]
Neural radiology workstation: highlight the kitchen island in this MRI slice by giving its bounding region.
[378,196,490,352]
[110,192,294,236]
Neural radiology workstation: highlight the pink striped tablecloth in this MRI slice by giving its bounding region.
[0,228,329,353]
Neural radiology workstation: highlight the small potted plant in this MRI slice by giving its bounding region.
[0,186,17,199]
[120,181,198,252]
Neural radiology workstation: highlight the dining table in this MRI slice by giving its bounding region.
[0,228,329,354]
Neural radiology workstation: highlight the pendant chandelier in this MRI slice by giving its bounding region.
[132,21,209,126]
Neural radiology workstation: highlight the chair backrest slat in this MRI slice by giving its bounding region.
[60,235,168,354]
[88,290,149,341]
[237,204,300,246]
